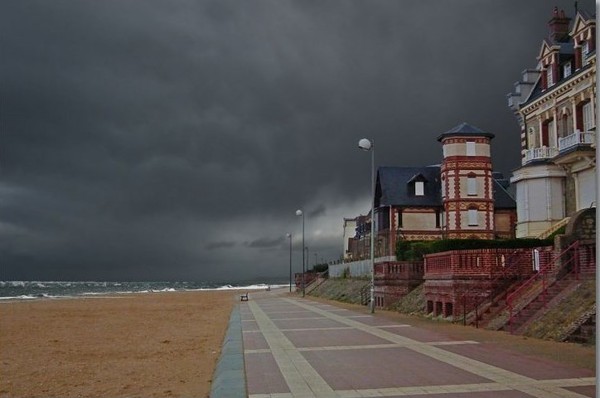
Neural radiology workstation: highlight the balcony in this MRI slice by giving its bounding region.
[558,130,595,152]
[524,146,558,163]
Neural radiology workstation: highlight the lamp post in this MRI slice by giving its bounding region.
[358,138,375,314]
[286,233,292,292]
[305,246,309,290]
[295,209,305,297]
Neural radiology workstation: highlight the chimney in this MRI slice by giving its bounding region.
[548,6,571,43]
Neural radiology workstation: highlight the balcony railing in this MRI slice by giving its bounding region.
[558,130,595,152]
[524,146,558,163]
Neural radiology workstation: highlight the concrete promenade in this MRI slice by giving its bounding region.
[240,290,595,398]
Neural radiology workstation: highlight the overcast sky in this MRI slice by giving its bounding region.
[1,0,595,282]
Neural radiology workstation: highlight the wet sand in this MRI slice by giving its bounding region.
[0,290,237,398]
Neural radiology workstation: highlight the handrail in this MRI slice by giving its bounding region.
[304,270,329,294]
[457,248,527,326]
[506,240,580,334]
[359,283,371,306]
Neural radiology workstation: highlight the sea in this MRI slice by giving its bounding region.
[0,280,291,301]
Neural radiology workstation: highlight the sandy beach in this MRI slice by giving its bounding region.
[0,290,237,398]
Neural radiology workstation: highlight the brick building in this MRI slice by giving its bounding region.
[347,122,517,262]
[343,123,517,308]
[507,7,596,238]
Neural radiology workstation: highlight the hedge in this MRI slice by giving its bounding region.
[396,237,554,261]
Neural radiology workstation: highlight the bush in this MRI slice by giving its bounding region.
[396,237,553,261]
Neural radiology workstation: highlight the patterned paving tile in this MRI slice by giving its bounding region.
[301,347,492,390]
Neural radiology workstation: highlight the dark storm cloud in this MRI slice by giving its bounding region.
[206,241,237,250]
[0,0,594,281]
[245,236,286,249]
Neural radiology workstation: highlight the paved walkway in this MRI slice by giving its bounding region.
[240,290,595,398]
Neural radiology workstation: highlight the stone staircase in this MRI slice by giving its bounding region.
[537,217,570,239]
[503,275,578,334]
[561,304,596,344]
[470,281,520,329]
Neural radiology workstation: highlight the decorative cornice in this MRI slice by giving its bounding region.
[521,65,595,115]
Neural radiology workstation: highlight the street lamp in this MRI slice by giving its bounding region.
[358,138,375,313]
[295,209,305,297]
[286,233,292,292]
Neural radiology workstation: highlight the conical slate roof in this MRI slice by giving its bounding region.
[436,122,495,141]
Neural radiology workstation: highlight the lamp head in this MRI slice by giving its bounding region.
[358,138,373,151]
[286,233,291,238]
[295,209,303,216]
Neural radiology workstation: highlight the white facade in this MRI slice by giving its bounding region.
[507,9,596,238]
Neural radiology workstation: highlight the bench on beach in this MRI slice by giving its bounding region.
[240,292,248,301]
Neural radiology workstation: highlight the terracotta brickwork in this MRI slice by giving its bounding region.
[423,247,553,318]
[373,261,424,308]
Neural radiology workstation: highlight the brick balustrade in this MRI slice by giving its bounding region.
[424,247,554,280]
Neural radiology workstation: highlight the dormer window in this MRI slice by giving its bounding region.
[563,62,571,78]
[582,41,590,58]
[408,173,427,197]
[546,66,554,86]
[415,181,424,196]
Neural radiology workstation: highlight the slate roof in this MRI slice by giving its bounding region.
[375,165,516,209]
[375,166,441,207]
[436,122,495,141]
[492,179,516,209]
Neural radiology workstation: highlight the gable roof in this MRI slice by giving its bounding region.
[570,10,595,37]
[436,122,495,141]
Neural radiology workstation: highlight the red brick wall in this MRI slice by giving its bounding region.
[424,247,553,280]
[423,246,554,317]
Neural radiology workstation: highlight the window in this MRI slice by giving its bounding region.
[415,181,424,196]
[563,62,571,78]
[546,67,554,86]
[468,208,478,226]
[583,101,594,131]
[466,141,476,156]
[467,175,477,196]
[441,176,446,198]
[582,41,590,58]
[435,209,441,228]
[547,119,556,148]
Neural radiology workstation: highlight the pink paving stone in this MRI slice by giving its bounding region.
[240,313,255,321]
[244,352,290,395]
[563,385,596,397]
[266,311,323,319]
[301,347,491,390]
[385,391,536,398]
[376,325,454,342]
[283,328,390,348]
[241,319,260,331]
[440,343,595,380]
[272,317,346,330]
[345,315,403,326]
[242,331,269,350]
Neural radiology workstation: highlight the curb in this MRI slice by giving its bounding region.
[210,305,246,398]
